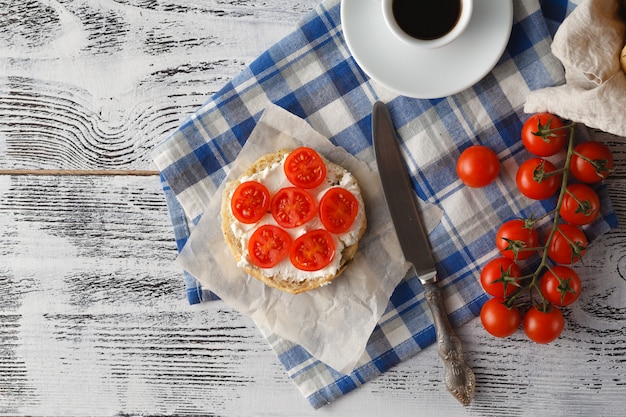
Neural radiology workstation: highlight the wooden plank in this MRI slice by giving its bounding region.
[0,0,320,171]
[1,0,626,415]
[0,174,625,416]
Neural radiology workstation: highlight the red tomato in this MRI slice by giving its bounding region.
[480,258,522,298]
[271,187,316,228]
[319,187,359,234]
[248,225,292,268]
[547,224,588,264]
[290,229,335,271]
[284,147,327,189]
[480,297,522,338]
[540,266,581,307]
[559,183,600,225]
[495,219,540,260]
[569,141,614,183]
[515,158,562,200]
[523,305,564,344]
[231,181,270,224]
[456,145,500,188]
[521,113,567,156]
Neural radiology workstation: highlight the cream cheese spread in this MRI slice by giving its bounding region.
[228,153,365,283]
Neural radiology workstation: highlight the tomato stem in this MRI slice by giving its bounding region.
[571,150,615,179]
[507,123,577,309]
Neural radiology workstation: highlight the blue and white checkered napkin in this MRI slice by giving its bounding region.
[153,0,618,408]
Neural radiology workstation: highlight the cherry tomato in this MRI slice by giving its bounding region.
[559,183,600,225]
[271,187,316,228]
[248,225,292,268]
[569,141,614,183]
[480,297,521,338]
[231,181,270,224]
[540,266,581,307]
[284,147,327,189]
[547,224,588,264]
[456,145,500,188]
[319,187,359,234]
[290,229,335,271]
[495,219,540,260]
[523,305,564,344]
[480,258,522,298]
[515,158,562,200]
[521,113,567,156]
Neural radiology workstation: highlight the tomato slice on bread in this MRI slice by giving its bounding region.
[271,187,316,228]
[290,229,335,271]
[248,225,292,268]
[231,181,270,224]
[319,187,359,234]
[284,147,327,189]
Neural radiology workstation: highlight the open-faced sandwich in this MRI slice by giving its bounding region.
[221,147,366,294]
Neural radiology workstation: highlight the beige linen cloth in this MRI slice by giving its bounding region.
[525,0,626,136]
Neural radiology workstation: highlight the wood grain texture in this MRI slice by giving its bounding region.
[1,0,625,416]
[0,0,316,171]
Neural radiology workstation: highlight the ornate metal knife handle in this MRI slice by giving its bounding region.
[423,281,475,405]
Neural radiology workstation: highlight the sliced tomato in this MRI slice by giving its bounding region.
[231,181,270,224]
[319,187,359,234]
[284,147,327,189]
[248,225,292,268]
[271,187,316,228]
[290,229,335,271]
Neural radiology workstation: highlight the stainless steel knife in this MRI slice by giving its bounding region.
[372,101,475,405]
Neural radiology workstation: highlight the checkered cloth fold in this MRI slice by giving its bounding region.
[153,0,618,408]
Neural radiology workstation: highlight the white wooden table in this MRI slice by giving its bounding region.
[1,1,625,416]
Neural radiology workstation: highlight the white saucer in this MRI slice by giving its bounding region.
[341,0,513,99]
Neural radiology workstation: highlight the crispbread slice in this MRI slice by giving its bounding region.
[221,150,366,294]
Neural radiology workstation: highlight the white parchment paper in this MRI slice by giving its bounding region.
[176,104,442,373]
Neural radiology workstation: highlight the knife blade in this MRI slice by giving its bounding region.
[372,101,475,405]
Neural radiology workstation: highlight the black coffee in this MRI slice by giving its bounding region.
[392,0,462,40]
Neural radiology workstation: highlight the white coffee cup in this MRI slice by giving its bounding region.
[380,0,473,49]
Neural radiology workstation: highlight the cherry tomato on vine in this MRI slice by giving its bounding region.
[480,258,522,298]
[559,183,600,225]
[495,219,540,260]
[540,266,581,307]
[248,225,292,268]
[515,158,562,200]
[290,229,335,271]
[271,187,316,228]
[480,297,522,338]
[569,141,614,183]
[521,113,568,157]
[456,145,500,187]
[523,305,564,344]
[319,187,359,234]
[284,147,327,189]
[547,224,588,264]
[231,181,270,224]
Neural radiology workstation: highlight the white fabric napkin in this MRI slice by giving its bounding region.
[175,104,442,373]
[525,0,626,136]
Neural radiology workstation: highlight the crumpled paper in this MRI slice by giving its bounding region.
[176,104,442,373]
[524,0,626,136]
